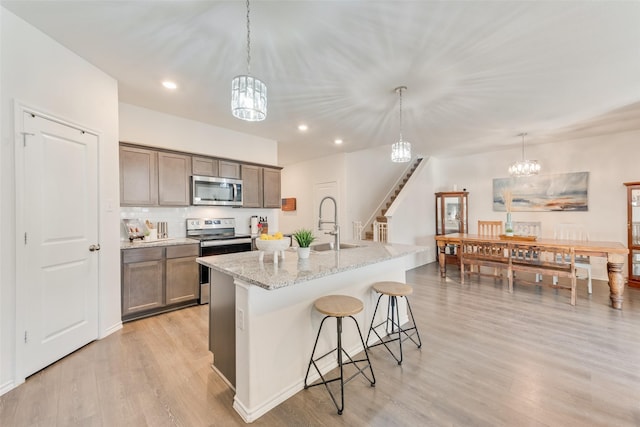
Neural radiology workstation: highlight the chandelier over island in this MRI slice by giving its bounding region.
[391,86,412,163]
[231,0,267,122]
[509,132,540,176]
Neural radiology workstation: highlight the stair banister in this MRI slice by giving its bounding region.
[362,156,425,237]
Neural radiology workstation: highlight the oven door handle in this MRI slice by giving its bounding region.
[200,238,253,248]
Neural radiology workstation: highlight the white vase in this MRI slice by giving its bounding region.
[298,247,310,259]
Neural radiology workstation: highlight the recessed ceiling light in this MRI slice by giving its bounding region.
[334,139,343,145]
[162,81,177,90]
[297,124,308,132]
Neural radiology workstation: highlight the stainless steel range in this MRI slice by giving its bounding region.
[187,218,253,304]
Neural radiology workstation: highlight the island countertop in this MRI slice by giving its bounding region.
[196,241,428,290]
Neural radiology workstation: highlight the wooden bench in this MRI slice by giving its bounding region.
[459,240,578,305]
[508,243,577,305]
[460,240,510,284]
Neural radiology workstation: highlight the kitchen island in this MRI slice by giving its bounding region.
[197,241,428,422]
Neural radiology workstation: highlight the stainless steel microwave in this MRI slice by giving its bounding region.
[192,175,243,206]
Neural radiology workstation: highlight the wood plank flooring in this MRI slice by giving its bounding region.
[2,262,640,426]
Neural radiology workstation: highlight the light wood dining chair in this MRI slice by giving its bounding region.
[476,220,504,277]
[478,220,503,237]
[512,221,541,237]
[553,223,592,294]
[512,221,542,282]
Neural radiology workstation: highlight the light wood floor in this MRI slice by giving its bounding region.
[2,262,640,426]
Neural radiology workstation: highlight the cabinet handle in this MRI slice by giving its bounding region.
[89,244,101,252]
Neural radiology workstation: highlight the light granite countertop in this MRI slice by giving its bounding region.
[197,241,427,290]
[120,237,199,250]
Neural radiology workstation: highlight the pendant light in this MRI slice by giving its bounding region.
[508,132,540,176]
[231,0,267,121]
[391,86,411,163]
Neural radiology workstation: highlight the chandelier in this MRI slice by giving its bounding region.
[391,86,412,163]
[231,0,267,121]
[509,132,540,176]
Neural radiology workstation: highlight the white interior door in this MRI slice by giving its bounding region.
[19,111,99,377]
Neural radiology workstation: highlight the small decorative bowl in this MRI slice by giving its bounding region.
[255,236,291,253]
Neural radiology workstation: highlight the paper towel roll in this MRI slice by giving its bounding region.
[250,217,259,235]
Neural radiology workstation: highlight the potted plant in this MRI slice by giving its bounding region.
[293,228,315,259]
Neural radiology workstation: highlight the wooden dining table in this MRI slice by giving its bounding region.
[435,233,629,309]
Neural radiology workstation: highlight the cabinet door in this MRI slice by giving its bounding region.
[166,245,199,304]
[120,146,158,206]
[192,156,218,177]
[219,160,241,179]
[242,165,262,208]
[158,152,191,206]
[166,257,199,304]
[263,167,281,208]
[122,248,164,316]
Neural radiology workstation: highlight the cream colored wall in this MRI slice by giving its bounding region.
[1,8,120,393]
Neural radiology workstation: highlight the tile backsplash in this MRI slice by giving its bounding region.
[119,206,278,241]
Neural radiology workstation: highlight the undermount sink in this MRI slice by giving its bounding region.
[310,242,360,252]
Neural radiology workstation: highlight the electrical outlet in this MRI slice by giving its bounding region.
[237,308,245,330]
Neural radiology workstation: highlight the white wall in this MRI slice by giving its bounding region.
[281,131,640,280]
[432,132,639,240]
[279,153,346,243]
[345,145,408,233]
[279,146,412,244]
[431,130,640,279]
[118,103,280,237]
[119,103,277,166]
[1,8,120,392]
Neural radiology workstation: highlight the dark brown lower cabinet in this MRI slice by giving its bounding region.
[121,244,199,322]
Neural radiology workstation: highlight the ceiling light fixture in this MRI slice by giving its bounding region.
[231,0,267,122]
[298,124,308,132]
[391,86,411,163]
[334,138,343,145]
[162,81,177,90]
[509,132,540,176]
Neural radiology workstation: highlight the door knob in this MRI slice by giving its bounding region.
[89,244,101,252]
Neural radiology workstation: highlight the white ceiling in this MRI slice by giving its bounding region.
[3,0,640,166]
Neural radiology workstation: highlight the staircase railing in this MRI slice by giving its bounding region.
[373,221,388,242]
[362,156,424,236]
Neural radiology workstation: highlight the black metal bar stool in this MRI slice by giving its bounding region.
[304,295,376,415]
[366,281,422,365]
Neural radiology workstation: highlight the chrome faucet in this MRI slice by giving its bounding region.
[318,196,340,251]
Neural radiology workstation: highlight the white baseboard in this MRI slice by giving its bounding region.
[0,378,22,397]
[233,342,366,423]
[99,321,122,339]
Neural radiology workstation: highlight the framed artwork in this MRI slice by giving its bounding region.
[493,172,589,212]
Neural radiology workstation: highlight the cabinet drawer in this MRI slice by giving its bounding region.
[166,244,199,259]
[122,247,164,263]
